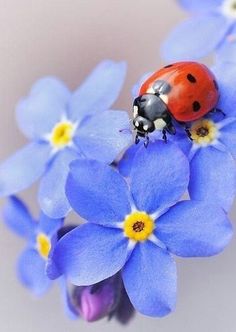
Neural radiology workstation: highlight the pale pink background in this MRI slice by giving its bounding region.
[0,1,235,331]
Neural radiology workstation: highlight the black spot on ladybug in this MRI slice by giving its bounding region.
[152,80,172,95]
[213,80,219,90]
[192,101,201,112]
[164,64,173,68]
[187,73,197,83]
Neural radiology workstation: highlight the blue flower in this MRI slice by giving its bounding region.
[2,196,63,295]
[47,142,233,317]
[120,63,236,212]
[0,60,132,218]
[161,0,236,62]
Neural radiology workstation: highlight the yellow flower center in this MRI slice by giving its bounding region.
[51,121,74,148]
[124,211,155,242]
[36,233,51,259]
[190,119,218,146]
[222,0,236,18]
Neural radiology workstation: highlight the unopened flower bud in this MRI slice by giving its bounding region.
[73,277,119,322]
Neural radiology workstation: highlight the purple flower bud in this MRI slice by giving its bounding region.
[72,274,136,324]
[78,284,115,322]
[73,276,120,322]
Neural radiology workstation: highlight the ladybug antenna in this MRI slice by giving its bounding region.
[119,128,132,134]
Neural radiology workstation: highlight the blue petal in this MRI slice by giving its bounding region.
[38,148,79,218]
[58,277,78,319]
[161,13,231,62]
[30,77,70,101]
[219,119,236,158]
[122,241,176,317]
[2,196,35,239]
[216,24,236,64]
[16,77,70,139]
[69,60,127,122]
[47,223,128,285]
[212,63,236,117]
[118,144,141,177]
[17,248,51,296]
[0,142,51,197]
[39,212,63,236]
[66,159,131,225]
[75,110,132,164]
[130,141,189,214]
[157,200,233,257]
[178,0,223,12]
[189,147,236,212]
[169,129,193,158]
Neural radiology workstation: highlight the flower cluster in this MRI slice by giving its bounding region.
[1,2,236,325]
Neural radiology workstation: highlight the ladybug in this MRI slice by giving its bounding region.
[133,61,220,147]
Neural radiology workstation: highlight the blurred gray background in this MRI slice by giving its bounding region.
[0,0,235,331]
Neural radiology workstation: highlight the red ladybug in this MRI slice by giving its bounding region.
[133,61,220,146]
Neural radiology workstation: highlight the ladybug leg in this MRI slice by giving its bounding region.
[144,134,150,148]
[165,122,176,135]
[162,130,168,143]
[210,108,226,117]
[135,134,140,145]
[185,127,193,141]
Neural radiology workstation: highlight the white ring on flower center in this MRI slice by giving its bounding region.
[222,0,236,18]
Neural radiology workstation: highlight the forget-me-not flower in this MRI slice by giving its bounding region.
[47,142,232,317]
[3,196,63,295]
[162,0,236,62]
[0,60,132,218]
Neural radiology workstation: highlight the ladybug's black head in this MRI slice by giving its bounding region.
[133,115,155,136]
[132,94,176,144]
[133,93,170,135]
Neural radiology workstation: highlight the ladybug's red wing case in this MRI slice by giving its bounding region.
[139,62,219,122]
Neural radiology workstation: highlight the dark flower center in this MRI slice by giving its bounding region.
[196,127,209,137]
[132,221,145,232]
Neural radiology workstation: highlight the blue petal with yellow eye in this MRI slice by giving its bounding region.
[48,141,232,317]
[3,197,63,295]
[16,77,70,139]
[0,60,131,218]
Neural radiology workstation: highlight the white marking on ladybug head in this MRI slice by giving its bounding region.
[146,87,155,94]
[154,118,166,131]
[135,121,139,127]
[143,124,149,131]
[159,94,169,105]
[133,105,138,117]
